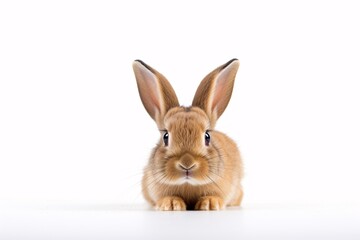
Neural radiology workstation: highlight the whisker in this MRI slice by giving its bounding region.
[207,169,234,187]
[206,174,226,196]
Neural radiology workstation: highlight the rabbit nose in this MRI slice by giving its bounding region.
[178,163,196,171]
[178,153,196,170]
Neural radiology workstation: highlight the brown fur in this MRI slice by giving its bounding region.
[133,59,243,210]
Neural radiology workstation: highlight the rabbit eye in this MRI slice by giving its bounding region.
[163,132,169,146]
[205,131,210,146]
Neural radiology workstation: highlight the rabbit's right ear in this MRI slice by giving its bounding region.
[133,60,179,126]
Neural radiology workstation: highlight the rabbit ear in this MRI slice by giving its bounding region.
[192,59,239,127]
[133,60,179,125]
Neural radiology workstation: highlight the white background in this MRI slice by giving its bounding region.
[1,1,360,239]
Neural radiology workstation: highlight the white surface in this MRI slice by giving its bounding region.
[1,203,360,239]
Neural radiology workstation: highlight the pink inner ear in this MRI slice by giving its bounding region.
[135,63,162,120]
[211,70,232,113]
[212,81,226,111]
[210,59,239,120]
[143,70,160,107]
[140,77,160,113]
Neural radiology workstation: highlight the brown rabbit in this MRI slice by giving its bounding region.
[133,59,243,210]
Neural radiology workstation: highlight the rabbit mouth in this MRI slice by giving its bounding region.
[183,171,193,181]
[170,173,213,186]
[177,163,198,182]
[180,166,194,179]
[178,170,193,182]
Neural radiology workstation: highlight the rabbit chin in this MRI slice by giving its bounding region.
[167,176,213,186]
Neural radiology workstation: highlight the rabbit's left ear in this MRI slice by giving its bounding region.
[192,59,239,127]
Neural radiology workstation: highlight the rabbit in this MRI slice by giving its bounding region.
[132,59,244,210]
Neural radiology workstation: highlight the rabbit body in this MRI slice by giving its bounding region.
[133,59,243,210]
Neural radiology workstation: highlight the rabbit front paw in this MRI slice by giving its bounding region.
[195,196,224,210]
[155,196,186,211]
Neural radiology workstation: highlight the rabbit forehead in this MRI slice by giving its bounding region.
[164,106,210,131]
